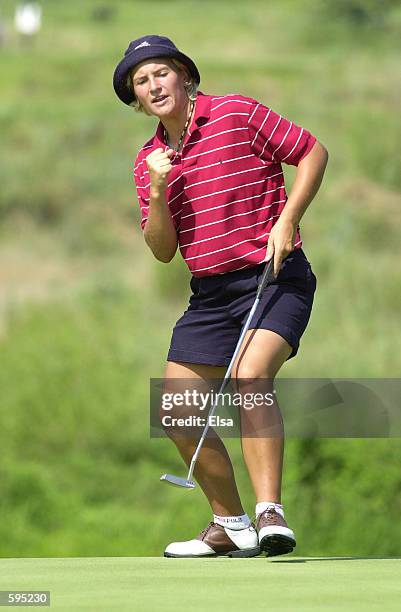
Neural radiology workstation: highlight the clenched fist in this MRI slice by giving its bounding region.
[146,148,175,190]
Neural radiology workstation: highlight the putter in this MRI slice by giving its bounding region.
[160,257,276,489]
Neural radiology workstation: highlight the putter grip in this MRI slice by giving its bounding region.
[256,258,275,299]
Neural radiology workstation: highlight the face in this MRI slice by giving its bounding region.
[130,58,189,119]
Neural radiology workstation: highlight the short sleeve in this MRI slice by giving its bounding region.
[133,148,183,233]
[133,155,149,231]
[248,101,316,166]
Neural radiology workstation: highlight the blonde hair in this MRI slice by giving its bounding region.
[126,58,198,113]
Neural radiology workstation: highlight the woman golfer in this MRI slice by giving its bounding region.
[113,35,328,558]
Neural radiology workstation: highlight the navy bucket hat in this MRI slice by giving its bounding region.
[113,35,201,106]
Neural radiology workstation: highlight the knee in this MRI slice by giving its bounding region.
[231,366,276,412]
[232,364,276,388]
[158,401,187,440]
[157,386,204,445]
[158,404,193,447]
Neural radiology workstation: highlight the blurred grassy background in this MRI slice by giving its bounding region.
[0,0,400,557]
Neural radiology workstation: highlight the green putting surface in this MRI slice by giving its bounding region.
[0,557,400,611]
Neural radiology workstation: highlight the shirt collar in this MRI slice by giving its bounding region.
[154,121,165,148]
[192,91,211,126]
[153,91,211,148]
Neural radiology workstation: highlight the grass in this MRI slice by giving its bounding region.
[0,556,400,611]
[1,285,401,558]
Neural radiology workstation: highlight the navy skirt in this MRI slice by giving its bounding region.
[167,248,317,366]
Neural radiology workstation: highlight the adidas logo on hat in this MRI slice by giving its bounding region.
[135,41,151,50]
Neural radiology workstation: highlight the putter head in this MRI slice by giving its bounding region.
[160,474,196,489]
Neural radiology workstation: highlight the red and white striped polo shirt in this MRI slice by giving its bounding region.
[133,91,316,277]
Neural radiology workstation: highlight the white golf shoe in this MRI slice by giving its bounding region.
[256,506,296,557]
[164,521,261,558]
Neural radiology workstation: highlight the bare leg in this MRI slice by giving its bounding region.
[162,361,245,516]
[232,329,293,504]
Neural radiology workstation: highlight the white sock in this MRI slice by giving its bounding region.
[256,501,285,519]
[213,513,251,530]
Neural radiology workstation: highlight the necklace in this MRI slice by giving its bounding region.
[164,100,195,153]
